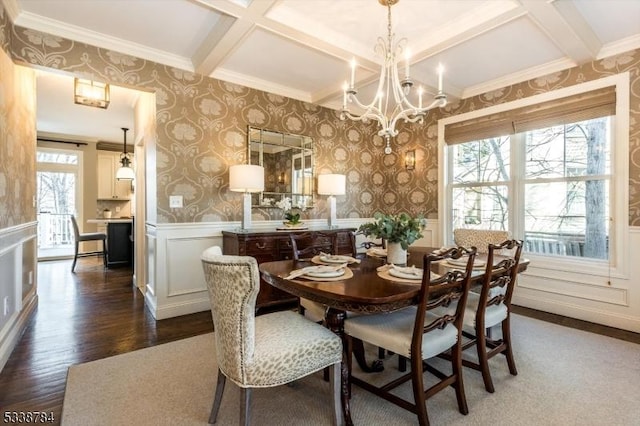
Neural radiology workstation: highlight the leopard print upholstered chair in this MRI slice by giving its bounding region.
[453,228,510,253]
[201,246,344,426]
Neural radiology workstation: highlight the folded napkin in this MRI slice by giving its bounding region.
[285,263,347,280]
[392,265,421,277]
[368,247,387,257]
[318,252,361,264]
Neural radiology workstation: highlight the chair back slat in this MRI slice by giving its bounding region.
[411,246,476,352]
[290,231,338,260]
[479,239,523,311]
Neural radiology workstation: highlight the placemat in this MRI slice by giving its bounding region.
[377,269,422,284]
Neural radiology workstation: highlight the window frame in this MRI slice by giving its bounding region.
[438,72,630,280]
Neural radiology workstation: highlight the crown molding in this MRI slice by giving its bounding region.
[597,34,640,60]
[461,57,576,100]
[211,68,311,104]
[13,11,194,72]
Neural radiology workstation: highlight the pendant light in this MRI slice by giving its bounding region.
[116,127,135,181]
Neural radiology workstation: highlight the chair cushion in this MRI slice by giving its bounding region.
[238,311,342,388]
[78,232,106,241]
[344,307,458,360]
[463,291,508,329]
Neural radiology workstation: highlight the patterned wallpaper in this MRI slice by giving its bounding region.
[2,6,639,225]
[0,6,37,230]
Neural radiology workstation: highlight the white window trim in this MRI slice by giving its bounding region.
[438,72,630,280]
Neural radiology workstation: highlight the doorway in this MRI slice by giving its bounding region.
[36,147,82,259]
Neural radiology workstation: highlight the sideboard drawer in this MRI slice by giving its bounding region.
[244,238,277,255]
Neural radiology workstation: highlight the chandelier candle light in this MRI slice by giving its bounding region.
[340,0,447,154]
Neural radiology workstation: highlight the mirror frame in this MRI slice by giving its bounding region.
[247,126,315,209]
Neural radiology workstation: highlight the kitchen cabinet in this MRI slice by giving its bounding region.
[222,228,356,312]
[97,151,131,200]
[91,219,133,267]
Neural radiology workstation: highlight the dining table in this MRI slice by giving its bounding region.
[258,247,529,426]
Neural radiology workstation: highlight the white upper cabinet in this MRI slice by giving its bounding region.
[97,151,132,200]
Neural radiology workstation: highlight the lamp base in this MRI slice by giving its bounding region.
[327,195,337,228]
[240,192,252,231]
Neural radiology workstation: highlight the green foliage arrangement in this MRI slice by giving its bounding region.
[358,212,427,250]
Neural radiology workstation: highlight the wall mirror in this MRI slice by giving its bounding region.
[247,126,314,209]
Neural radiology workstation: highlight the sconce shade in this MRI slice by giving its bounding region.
[405,150,416,170]
[229,165,265,193]
[317,174,346,196]
[74,78,110,109]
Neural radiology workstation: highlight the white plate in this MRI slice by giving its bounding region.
[388,266,422,280]
[320,255,352,264]
[304,266,346,278]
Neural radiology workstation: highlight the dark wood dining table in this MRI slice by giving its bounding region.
[258,247,529,425]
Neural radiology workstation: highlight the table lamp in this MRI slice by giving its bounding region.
[317,174,346,228]
[229,164,264,231]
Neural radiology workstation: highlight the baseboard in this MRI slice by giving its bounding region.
[149,296,211,320]
[513,293,640,333]
[0,293,37,372]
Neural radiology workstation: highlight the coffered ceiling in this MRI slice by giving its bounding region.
[5,0,640,143]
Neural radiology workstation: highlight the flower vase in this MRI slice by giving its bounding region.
[386,242,407,265]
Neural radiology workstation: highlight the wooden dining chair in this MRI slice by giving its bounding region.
[291,231,340,323]
[344,247,477,426]
[290,231,338,261]
[70,215,107,272]
[460,239,524,393]
[201,246,344,426]
[453,228,510,253]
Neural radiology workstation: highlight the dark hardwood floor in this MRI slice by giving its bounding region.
[0,257,213,425]
[0,255,638,425]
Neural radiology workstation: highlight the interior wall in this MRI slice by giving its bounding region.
[0,3,38,370]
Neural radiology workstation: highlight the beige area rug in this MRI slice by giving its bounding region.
[62,315,640,425]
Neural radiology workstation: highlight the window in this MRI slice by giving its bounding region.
[439,73,629,277]
[450,118,610,259]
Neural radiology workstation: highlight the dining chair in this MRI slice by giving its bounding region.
[201,246,344,426]
[70,215,107,272]
[291,231,341,323]
[344,247,477,426]
[460,239,524,393]
[453,228,510,253]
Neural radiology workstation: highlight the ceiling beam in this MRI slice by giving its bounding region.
[520,0,600,63]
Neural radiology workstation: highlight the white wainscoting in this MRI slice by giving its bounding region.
[513,226,640,333]
[143,218,438,320]
[143,219,640,333]
[0,222,38,372]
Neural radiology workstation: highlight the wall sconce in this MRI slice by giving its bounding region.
[317,174,346,228]
[229,164,265,231]
[405,150,416,171]
[278,172,286,185]
[74,78,110,109]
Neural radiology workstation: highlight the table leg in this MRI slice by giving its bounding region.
[325,308,353,426]
[351,337,385,373]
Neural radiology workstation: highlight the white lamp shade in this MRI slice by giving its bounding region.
[229,164,265,193]
[116,165,135,180]
[317,174,346,196]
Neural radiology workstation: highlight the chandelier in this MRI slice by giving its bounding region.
[340,0,447,154]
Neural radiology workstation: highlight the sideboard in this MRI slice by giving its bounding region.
[222,228,356,312]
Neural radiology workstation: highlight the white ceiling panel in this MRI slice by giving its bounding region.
[18,0,222,58]
[220,28,372,97]
[412,17,566,91]
[571,0,640,43]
